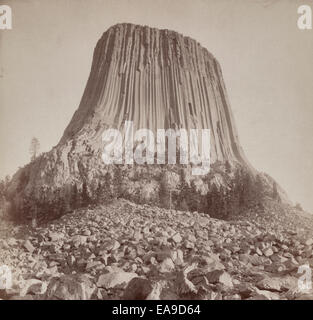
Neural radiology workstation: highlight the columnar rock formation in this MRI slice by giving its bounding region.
[61,23,249,165]
[10,23,286,209]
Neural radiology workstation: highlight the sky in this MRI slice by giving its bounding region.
[0,0,312,211]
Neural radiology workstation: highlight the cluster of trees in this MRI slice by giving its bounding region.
[0,176,11,216]
[7,160,284,223]
[0,176,10,201]
[3,136,286,223]
[159,166,280,219]
[10,166,125,223]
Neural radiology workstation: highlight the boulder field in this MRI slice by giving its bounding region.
[1,199,313,300]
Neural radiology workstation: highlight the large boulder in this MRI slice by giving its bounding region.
[206,270,233,288]
[96,272,137,289]
[45,274,96,300]
[123,278,153,300]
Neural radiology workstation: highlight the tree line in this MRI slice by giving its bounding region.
[9,166,124,223]
[6,162,282,223]
[159,165,281,219]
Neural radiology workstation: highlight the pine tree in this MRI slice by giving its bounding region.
[113,166,123,199]
[64,191,71,213]
[40,186,52,220]
[180,198,189,211]
[10,199,19,222]
[45,195,54,219]
[206,189,212,215]
[29,197,38,224]
[235,170,253,209]
[95,172,113,205]
[208,184,220,217]
[272,182,280,201]
[233,168,244,208]
[229,180,240,215]
[0,180,5,206]
[81,181,90,207]
[95,181,102,204]
[70,183,79,209]
[178,168,187,189]
[177,168,190,211]
[29,137,40,161]
[104,171,112,200]
[221,187,229,219]
[159,171,171,209]
[21,194,31,221]
[58,195,67,217]
[243,172,253,207]
[254,174,264,208]
[189,180,201,212]
[51,188,61,218]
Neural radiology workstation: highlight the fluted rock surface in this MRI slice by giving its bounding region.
[61,23,248,165]
[10,23,288,209]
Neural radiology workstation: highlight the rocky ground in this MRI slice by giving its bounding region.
[1,198,313,300]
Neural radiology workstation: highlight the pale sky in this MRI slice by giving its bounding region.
[0,0,312,211]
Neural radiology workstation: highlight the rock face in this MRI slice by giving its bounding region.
[61,23,248,165]
[8,23,254,201]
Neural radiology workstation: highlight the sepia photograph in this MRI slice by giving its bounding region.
[0,0,313,305]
